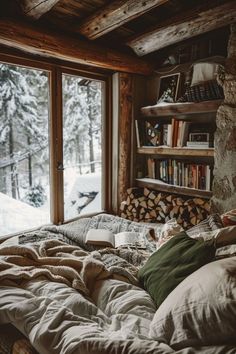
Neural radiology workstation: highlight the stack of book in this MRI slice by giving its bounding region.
[163,119,191,147]
[135,119,212,149]
[147,158,211,191]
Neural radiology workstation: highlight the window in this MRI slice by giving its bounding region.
[62,73,104,220]
[0,62,50,236]
[0,57,110,237]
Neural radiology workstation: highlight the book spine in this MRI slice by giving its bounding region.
[135,120,141,148]
[206,165,211,191]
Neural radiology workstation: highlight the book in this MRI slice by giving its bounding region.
[167,124,172,147]
[135,120,141,148]
[181,121,191,147]
[176,120,183,147]
[147,157,155,178]
[186,141,210,148]
[173,119,179,147]
[162,124,169,145]
[85,229,147,249]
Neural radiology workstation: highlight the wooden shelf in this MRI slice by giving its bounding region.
[137,146,214,157]
[136,178,212,199]
[141,100,222,117]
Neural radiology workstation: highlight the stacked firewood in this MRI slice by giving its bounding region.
[120,187,210,229]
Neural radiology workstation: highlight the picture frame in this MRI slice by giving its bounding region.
[157,73,181,103]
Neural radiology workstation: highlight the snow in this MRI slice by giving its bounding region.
[0,172,102,237]
[0,192,49,237]
[64,170,102,220]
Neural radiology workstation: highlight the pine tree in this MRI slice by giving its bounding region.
[63,75,89,172]
[0,63,48,199]
[86,81,102,173]
[63,76,102,175]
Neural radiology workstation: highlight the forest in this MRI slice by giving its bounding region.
[0,62,103,235]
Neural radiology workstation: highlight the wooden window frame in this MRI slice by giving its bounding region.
[0,51,113,229]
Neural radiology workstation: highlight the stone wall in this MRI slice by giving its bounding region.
[212,24,236,213]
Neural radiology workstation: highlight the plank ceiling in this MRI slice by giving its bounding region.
[0,0,235,69]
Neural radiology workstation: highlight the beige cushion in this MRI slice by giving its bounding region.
[150,257,236,349]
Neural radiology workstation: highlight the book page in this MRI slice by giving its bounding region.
[114,232,146,249]
[85,229,115,247]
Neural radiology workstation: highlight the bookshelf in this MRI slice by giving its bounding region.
[140,99,222,117]
[138,146,214,157]
[136,178,213,198]
[135,100,222,198]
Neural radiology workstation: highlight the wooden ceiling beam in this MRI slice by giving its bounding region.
[17,0,60,19]
[127,1,236,56]
[78,0,169,40]
[0,19,153,75]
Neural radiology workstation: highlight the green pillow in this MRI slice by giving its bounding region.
[138,231,216,308]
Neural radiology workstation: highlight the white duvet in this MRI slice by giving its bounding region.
[0,237,235,354]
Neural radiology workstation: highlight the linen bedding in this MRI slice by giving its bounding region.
[0,213,236,354]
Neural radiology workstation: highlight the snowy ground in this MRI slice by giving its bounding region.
[64,171,102,220]
[0,192,49,237]
[0,171,102,237]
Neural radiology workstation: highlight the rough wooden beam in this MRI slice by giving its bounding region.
[78,0,169,40]
[118,73,133,206]
[0,19,153,75]
[17,0,60,19]
[127,1,236,56]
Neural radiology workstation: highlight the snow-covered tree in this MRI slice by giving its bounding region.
[63,75,89,172]
[86,81,102,173]
[0,63,49,199]
[63,75,102,174]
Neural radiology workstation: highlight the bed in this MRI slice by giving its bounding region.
[0,213,236,354]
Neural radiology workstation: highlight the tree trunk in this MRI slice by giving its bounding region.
[9,121,16,198]
[76,135,82,174]
[87,85,95,173]
[27,136,32,186]
[88,121,95,173]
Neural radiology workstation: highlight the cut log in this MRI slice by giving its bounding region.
[78,0,169,40]
[140,207,146,215]
[149,191,157,200]
[150,210,157,218]
[127,196,131,205]
[147,199,155,208]
[140,200,148,208]
[120,201,128,211]
[127,1,236,56]
[193,197,205,205]
[126,187,134,195]
[144,188,151,197]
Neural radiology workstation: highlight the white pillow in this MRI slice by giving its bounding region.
[150,257,236,349]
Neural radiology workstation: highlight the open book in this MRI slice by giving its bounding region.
[85,229,147,249]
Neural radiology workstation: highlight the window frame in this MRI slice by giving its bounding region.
[0,51,113,232]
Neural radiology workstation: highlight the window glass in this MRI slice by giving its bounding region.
[62,74,103,220]
[0,62,50,236]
